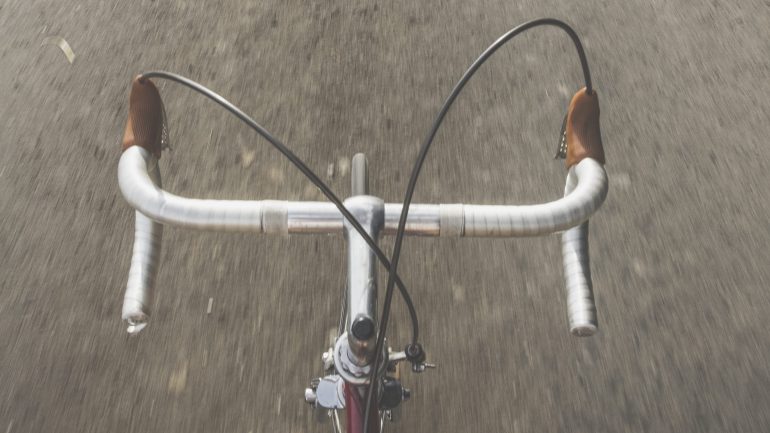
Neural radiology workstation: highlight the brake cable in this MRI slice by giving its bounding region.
[136,71,420,344]
[362,18,594,429]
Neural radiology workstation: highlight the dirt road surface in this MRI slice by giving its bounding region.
[2,1,770,432]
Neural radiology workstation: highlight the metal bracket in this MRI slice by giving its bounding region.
[305,375,345,410]
[554,113,568,159]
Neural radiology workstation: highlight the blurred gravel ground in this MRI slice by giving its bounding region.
[2,0,770,432]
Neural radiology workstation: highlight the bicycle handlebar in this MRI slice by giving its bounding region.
[118,150,607,335]
[118,147,607,237]
[118,79,608,336]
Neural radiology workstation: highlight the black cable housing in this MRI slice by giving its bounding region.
[137,71,420,344]
[362,18,593,430]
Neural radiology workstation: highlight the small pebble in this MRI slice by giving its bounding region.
[612,172,632,189]
[240,148,256,168]
[337,157,350,177]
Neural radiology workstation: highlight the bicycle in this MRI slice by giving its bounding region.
[117,18,608,433]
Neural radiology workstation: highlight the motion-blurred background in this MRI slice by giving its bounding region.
[2,0,770,432]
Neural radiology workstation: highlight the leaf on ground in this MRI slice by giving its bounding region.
[41,36,75,64]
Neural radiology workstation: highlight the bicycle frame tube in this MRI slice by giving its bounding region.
[345,383,379,433]
[346,155,381,433]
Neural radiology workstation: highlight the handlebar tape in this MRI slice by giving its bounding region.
[122,210,163,328]
[561,221,597,336]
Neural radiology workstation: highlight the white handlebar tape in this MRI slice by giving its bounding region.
[559,162,601,336]
[122,210,163,334]
[561,221,596,336]
[121,156,164,334]
[462,158,607,237]
[119,146,282,233]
